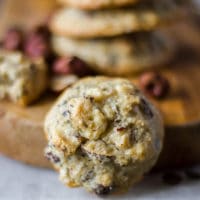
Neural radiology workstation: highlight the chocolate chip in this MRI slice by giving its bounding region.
[162,172,183,185]
[45,152,60,163]
[62,111,68,117]
[130,128,140,143]
[3,27,23,51]
[94,185,113,196]
[117,127,126,131]
[185,168,200,180]
[139,98,154,119]
[82,146,113,163]
[139,72,170,99]
[82,170,94,182]
[89,97,94,102]
[52,56,94,77]
[114,119,121,123]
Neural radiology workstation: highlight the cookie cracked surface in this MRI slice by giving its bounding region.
[0,51,48,106]
[44,77,164,195]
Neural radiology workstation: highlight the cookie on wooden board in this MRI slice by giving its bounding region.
[44,77,164,194]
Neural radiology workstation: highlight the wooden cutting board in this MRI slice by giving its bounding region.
[0,0,200,169]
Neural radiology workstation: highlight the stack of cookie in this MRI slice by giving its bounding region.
[50,0,187,76]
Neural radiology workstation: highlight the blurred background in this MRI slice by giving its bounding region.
[0,0,56,36]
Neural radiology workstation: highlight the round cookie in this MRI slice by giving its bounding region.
[52,32,174,76]
[57,0,140,10]
[50,0,187,38]
[44,77,164,195]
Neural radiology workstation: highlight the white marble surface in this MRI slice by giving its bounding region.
[0,155,200,200]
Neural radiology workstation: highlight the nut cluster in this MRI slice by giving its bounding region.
[1,25,95,93]
[2,26,51,59]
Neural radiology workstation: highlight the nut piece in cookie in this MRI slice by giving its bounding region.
[44,77,164,195]
[0,51,48,106]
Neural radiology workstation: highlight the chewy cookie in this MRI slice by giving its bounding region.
[0,51,48,106]
[52,32,173,76]
[57,0,140,10]
[50,0,186,38]
[44,77,164,195]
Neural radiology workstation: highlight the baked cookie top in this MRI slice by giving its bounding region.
[0,51,48,106]
[50,0,187,38]
[44,77,164,195]
[52,32,173,76]
[57,0,140,10]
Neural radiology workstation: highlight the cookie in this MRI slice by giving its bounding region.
[0,51,48,106]
[57,0,140,10]
[44,77,164,195]
[50,0,187,38]
[52,32,173,76]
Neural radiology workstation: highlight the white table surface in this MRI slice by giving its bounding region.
[0,155,200,200]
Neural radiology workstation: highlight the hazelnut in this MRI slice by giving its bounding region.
[139,72,170,99]
[2,28,23,51]
[52,56,94,77]
[24,25,51,59]
[94,185,113,196]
